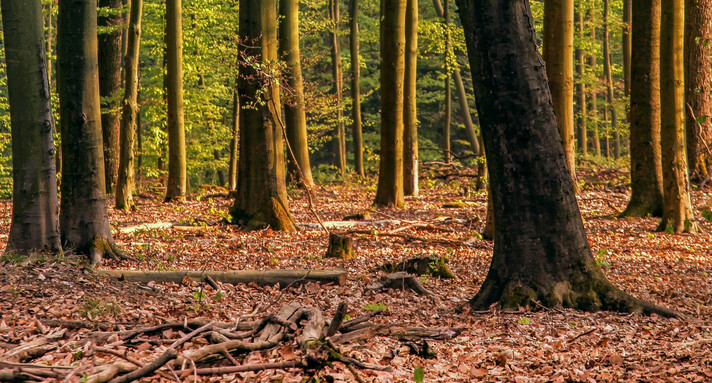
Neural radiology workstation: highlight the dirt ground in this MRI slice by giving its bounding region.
[1,170,711,382]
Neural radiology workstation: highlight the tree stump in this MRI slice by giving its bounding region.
[325,233,355,259]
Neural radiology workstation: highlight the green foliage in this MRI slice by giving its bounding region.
[518,317,530,325]
[413,366,425,383]
[363,302,387,312]
[701,210,712,222]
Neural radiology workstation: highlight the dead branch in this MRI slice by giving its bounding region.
[326,302,348,337]
[99,269,347,287]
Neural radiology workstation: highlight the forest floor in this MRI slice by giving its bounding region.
[1,168,711,382]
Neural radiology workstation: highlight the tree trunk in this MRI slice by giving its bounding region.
[279,0,314,188]
[228,80,239,191]
[602,0,619,160]
[98,0,123,195]
[684,0,712,181]
[543,0,576,182]
[432,0,480,156]
[403,0,418,196]
[58,0,118,264]
[443,0,451,164]
[374,0,406,208]
[587,11,601,157]
[622,0,632,100]
[115,0,143,211]
[231,0,296,232]
[456,0,677,317]
[349,0,365,178]
[659,0,699,234]
[1,0,62,254]
[164,0,186,202]
[575,10,587,159]
[329,0,346,174]
[621,0,664,217]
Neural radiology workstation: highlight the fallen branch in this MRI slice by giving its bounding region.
[99,269,347,287]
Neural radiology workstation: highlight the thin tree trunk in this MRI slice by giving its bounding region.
[98,0,123,194]
[350,0,364,178]
[443,0,451,164]
[279,0,314,188]
[374,0,406,208]
[115,0,143,211]
[329,0,346,174]
[432,0,480,155]
[623,0,632,100]
[231,0,295,231]
[164,0,186,201]
[228,80,239,191]
[602,0,619,160]
[621,0,664,217]
[403,0,418,196]
[543,0,576,181]
[684,0,712,181]
[58,0,118,264]
[575,10,587,159]
[2,0,62,254]
[587,10,601,157]
[659,0,699,233]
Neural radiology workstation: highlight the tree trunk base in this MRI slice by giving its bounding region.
[325,233,355,259]
[620,199,663,218]
[90,238,133,266]
[655,218,702,234]
[470,273,680,318]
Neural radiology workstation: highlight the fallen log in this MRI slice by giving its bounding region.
[99,269,347,287]
[367,272,435,296]
[381,256,455,278]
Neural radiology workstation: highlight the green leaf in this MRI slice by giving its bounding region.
[413,366,425,383]
[518,317,530,325]
[363,302,388,312]
[665,223,674,234]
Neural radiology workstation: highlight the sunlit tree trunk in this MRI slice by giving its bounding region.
[602,0,619,160]
[58,0,119,264]
[115,0,143,211]
[374,0,406,208]
[588,10,601,157]
[231,0,296,231]
[442,0,451,163]
[403,0,418,196]
[349,0,364,178]
[575,10,587,159]
[622,0,663,217]
[1,0,62,254]
[98,0,123,194]
[543,0,575,182]
[329,0,346,174]
[228,79,239,191]
[164,0,186,201]
[279,0,314,188]
[622,0,632,100]
[658,0,699,234]
[684,0,712,181]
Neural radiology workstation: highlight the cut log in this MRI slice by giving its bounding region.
[325,233,355,259]
[381,256,455,278]
[99,269,347,287]
[367,272,434,296]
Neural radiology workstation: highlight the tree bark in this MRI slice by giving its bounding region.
[1,0,62,254]
[621,0,664,217]
[231,0,296,232]
[659,0,699,234]
[374,0,406,208]
[115,0,143,211]
[543,0,576,182]
[602,0,620,160]
[164,0,186,201]
[443,0,451,164]
[329,0,346,174]
[228,80,239,191]
[575,10,587,159]
[279,0,314,188]
[622,0,632,100]
[349,0,365,178]
[456,0,677,317]
[403,0,418,196]
[587,10,601,157]
[98,0,123,195]
[58,0,118,264]
[684,0,712,181]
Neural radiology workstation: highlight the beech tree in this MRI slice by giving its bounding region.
[165,0,186,201]
[374,0,406,208]
[58,0,119,264]
[621,0,663,217]
[349,0,365,178]
[329,0,346,174]
[230,0,296,232]
[658,0,699,234]
[1,0,62,254]
[456,0,676,316]
[402,0,418,196]
[98,0,123,194]
[279,0,314,188]
[602,0,620,160]
[575,9,587,159]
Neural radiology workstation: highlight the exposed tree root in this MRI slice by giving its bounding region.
[90,238,135,266]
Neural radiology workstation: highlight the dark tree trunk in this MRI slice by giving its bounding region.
[115,0,143,211]
[58,0,118,264]
[349,0,365,178]
[98,0,123,194]
[621,0,664,217]
[329,0,346,174]
[374,0,406,208]
[230,0,296,232]
[442,0,452,164]
[684,0,712,182]
[456,0,676,316]
[402,0,418,196]
[2,0,62,254]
